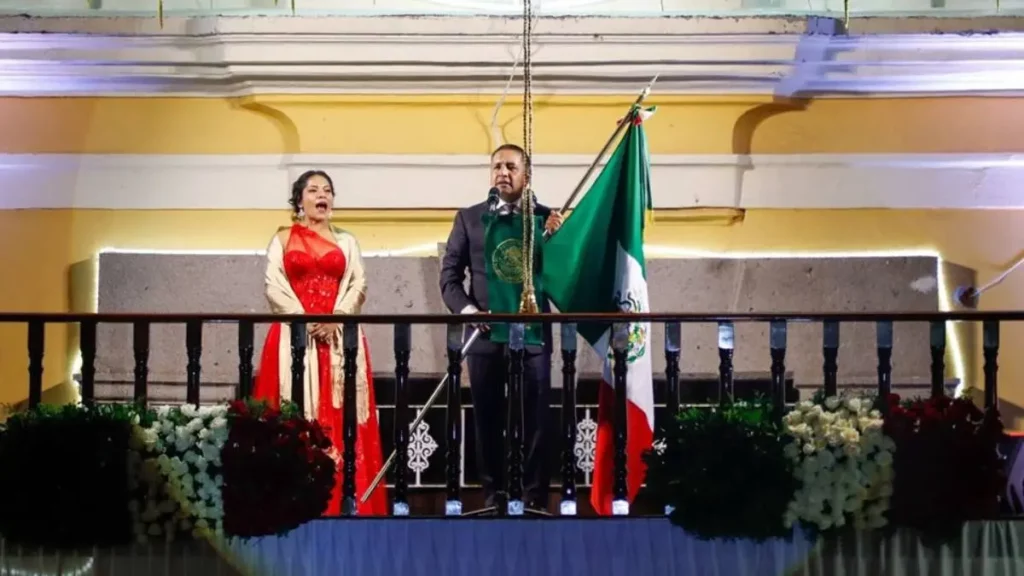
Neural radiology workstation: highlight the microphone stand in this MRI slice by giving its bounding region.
[359,327,483,506]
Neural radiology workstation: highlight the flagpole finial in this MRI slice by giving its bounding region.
[640,74,660,100]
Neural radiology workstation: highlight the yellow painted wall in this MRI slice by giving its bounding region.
[1,94,1023,425]
[2,95,1024,155]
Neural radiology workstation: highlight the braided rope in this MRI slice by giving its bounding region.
[520,0,536,300]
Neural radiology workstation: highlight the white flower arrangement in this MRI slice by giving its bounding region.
[128,404,230,543]
[782,395,896,532]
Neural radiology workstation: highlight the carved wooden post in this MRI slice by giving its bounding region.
[392,323,412,516]
[983,320,1000,411]
[506,323,526,516]
[717,322,735,406]
[185,321,202,406]
[664,321,681,417]
[341,323,359,516]
[444,323,463,516]
[769,320,787,421]
[289,321,307,414]
[822,320,839,397]
[27,321,44,409]
[133,321,150,407]
[876,321,893,415]
[559,322,578,516]
[237,320,254,400]
[611,322,630,516]
[79,320,97,405]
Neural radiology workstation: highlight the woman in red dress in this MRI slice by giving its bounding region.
[253,170,388,516]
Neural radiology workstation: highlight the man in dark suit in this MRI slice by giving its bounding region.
[440,143,563,511]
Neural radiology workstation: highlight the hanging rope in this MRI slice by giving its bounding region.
[519,0,538,313]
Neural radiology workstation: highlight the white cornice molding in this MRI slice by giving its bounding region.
[1,153,1022,210]
[1,16,1024,96]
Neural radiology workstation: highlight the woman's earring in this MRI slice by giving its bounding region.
[298,207,305,219]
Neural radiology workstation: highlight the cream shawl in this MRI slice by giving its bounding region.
[264,226,371,423]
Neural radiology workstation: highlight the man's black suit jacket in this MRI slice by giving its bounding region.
[440,200,553,355]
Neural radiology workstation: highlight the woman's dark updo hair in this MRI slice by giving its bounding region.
[289,170,336,219]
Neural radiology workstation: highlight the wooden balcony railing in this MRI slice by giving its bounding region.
[0,310,1017,516]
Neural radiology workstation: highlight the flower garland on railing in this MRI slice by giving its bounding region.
[643,400,799,541]
[0,404,139,548]
[130,405,229,542]
[221,399,336,538]
[782,393,895,533]
[126,399,336,542]
[885,392,1005,543]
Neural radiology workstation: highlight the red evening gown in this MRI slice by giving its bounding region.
[253,224,388,516]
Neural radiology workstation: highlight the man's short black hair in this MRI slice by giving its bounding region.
[490,143,531,169]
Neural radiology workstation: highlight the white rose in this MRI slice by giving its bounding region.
[784,442,800,459]
[875,450,893,467]
[803,443,815,455]
[182,405,198,418]
[201,442,221,462]
[840,428,860,445]
[818,449,836,468]
[142,428,160,447]
[174,437,193,453]
[169,456,185,472]
[825,397,841,410]
[845,398,862,413]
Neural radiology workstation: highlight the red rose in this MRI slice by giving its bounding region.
[263,406,281,421]
[229,399,249,416]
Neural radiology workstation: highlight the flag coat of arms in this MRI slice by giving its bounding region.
[542,106,655,515]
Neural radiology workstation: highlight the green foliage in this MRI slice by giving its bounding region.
[643,401,798,542]
[0,402,147,548]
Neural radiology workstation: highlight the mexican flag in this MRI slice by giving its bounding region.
[542,106,655,515]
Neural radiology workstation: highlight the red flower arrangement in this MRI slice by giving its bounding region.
[884,393,1005,542]
[220,399,336,538]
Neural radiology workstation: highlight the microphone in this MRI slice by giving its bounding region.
[953,286,979,309]
[950,253,1024,309]
[486,187,500,212]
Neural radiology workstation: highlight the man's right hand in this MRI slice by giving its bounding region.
[460,305,490,332]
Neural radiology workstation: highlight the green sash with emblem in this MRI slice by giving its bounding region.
[482,211,545,346]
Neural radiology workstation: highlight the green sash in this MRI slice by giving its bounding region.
[482,210,545,346]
